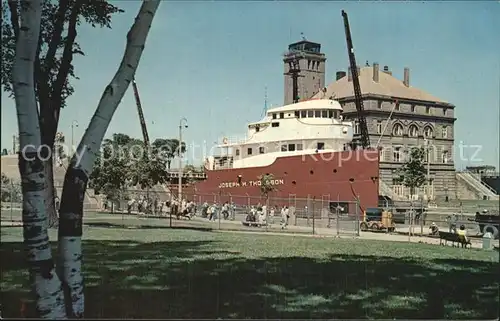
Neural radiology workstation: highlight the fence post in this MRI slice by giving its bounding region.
[312,196,316,235]
[218,192,221,230]
[420,199,424,236]
[336,205,340,236]
[169,192,173,228]
[408,203,413,241]
[10,181,14,221]
[355,197,360,237]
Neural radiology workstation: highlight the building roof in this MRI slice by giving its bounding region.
[313,66,451,105]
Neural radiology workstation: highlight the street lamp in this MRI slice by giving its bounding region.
[178,117,188,202]
[71,120,79,158]
[424,139,431,202]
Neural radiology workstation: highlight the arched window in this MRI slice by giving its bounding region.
[409,125,418,137]
[392,123,404,136]
[424,126,433,138]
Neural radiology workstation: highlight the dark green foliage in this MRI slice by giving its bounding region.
[1,0,123,144]
[395,147,427,195]
[152,138,186,170]
[90,134,173,200]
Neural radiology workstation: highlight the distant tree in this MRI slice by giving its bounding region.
[0,172,21,203]
[1,148,7,156]
[258,173,277,205]
[395,147,427,199]
[152,138,186,170]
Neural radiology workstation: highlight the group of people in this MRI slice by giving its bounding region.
[245,204,291,229]
[200,201,236,221]
[126,197,196,219]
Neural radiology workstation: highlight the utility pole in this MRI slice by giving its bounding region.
[425,139,431,202]
[178,118,188,202]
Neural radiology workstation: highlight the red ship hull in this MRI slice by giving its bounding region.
[184,150,379,212]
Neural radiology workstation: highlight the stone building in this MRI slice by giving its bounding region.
[283,40,326,105]
[311,63,456,201]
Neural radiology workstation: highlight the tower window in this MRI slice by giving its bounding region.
[426,107,431,114]
[376,121,382,134]
[411,105,416,112]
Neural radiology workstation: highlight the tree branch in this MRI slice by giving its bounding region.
[7,0,19,40]
[40,0,80,145]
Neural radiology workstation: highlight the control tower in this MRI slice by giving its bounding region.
[283,40,326,105]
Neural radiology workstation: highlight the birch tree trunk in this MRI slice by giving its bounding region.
[57,1,160,317]
[13,0,66,318]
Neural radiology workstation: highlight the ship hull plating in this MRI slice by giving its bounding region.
[188,150,379,211]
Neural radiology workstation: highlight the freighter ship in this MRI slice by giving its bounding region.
[189,98,380,211]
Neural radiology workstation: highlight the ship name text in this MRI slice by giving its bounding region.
[218,179,284,189]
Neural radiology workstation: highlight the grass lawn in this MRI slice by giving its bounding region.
[1,226,498,319]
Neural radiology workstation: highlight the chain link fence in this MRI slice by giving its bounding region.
[2,183,498,241]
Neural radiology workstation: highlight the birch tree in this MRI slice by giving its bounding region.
[12,0,66,317]
[57,1,160,317]
[2,0,123,228]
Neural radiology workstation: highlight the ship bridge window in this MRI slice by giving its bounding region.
[272,113,277,119]
[307,110,314,117]
[301,110,307,118]
[255,125,260,132]
[295,110,300,118]
[317,142,325,150]
[279,112,284,119]
[328,110,333,118]
[322,110,328,118]
[296,143,303,151]
[235,149,240,156]
[259,146,265,154]
[247,148,252,155]
[288,144,296,152]
[315,110,321,118]
[272,122,279,127]
[281,144,288,152]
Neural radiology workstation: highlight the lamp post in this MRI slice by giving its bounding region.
[424,139,431,202]
[178,118,188,202]
[71,120,79,158]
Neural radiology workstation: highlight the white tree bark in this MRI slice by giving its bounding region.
[57,1,160,318]
[12,0,66,318]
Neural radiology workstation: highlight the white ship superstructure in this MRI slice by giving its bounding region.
[205,99,354,170]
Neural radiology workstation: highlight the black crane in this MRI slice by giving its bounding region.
[341,10,370,149]
[131,78,150,147]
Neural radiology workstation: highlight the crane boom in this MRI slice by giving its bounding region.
[341,10,370,149]
[132,78,150,147]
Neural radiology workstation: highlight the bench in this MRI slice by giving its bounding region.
[242,221,266,227]
[438,231,471,248]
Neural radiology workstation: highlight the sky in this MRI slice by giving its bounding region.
[1,1,499,169]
